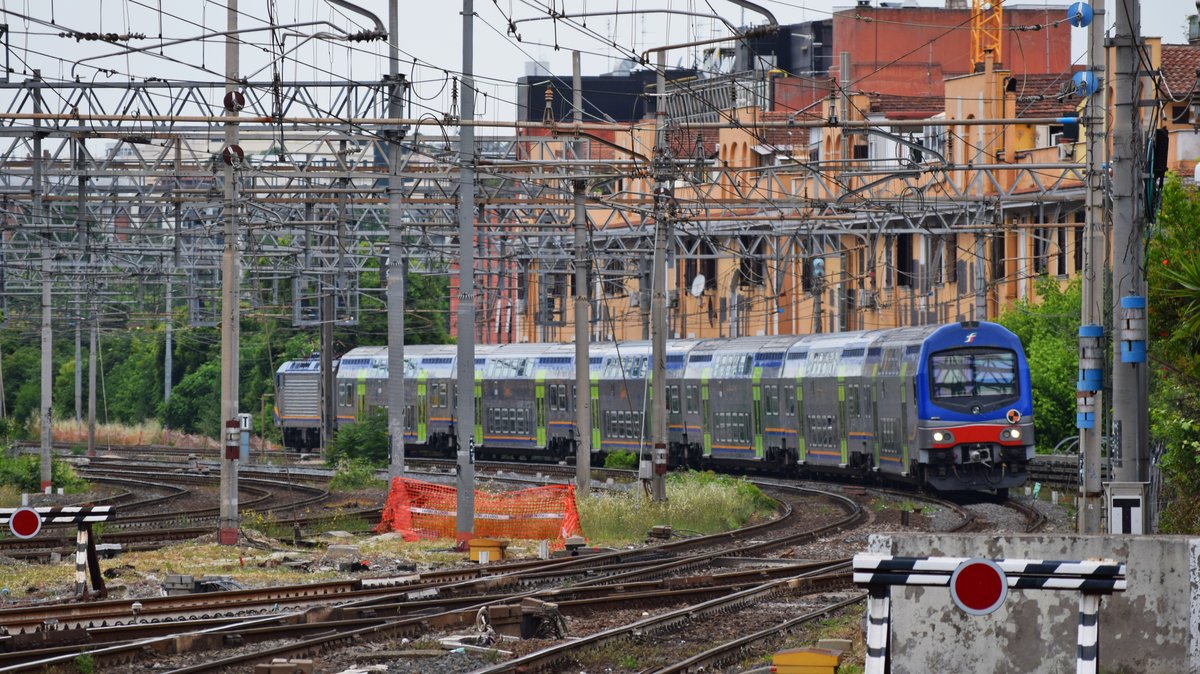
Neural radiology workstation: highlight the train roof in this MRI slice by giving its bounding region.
[276,359,322,374]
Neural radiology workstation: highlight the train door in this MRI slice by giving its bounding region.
[700,366,713,457]
[535,370,547,449]
[355,372,367,421]
[751,367,764,459]
[590,369,601,454]
[416,371,428,445]
[794,359,807,463]
[836,371,848,467]
[877,345,904,474]
[870,352,882,470]
[473,370,484,447]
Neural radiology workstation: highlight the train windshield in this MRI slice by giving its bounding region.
[929,348,1018,407]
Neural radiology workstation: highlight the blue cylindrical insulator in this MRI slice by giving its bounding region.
[1119,295,1146,364]
[1076,387,1095,429]
[1078,324,1104,390]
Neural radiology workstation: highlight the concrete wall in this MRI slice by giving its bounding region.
[867,534,1200,674]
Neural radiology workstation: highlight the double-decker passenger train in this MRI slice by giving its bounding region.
[274,321,1033,494]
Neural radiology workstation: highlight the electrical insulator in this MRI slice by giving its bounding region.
[223,90,245,112]
[1077,324,1103,391]
[1076,390,1096,429]
[222,144,245,167]
[1076,324,1102,429]
[1067,2,1094,27]
[1119,295,1146,363]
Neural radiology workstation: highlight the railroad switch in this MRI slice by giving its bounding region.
[162,574,245,595]
[520,598,568,639]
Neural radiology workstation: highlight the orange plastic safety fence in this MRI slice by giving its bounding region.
[375,478,582,546]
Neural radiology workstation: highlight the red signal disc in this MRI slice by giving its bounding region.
[9,507,42,539]
[950,558,1008,616]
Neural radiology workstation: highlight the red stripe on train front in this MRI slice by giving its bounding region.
[927,423,1026,446]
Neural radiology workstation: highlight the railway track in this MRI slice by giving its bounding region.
[0,484,862,672]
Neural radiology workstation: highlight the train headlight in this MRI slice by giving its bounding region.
[932,431,953,444]
[1001,428,1022,441]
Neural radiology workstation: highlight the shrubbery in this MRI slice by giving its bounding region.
[329,458,386,491]
[327,409,389,465]
[0,455,89,493]
[577,470,777,546]
[602,450,638,470]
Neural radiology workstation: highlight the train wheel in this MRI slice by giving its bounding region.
[995,487,1010,502]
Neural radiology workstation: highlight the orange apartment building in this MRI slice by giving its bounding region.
[465,8,1199,344]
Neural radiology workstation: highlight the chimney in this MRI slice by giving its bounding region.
[945,0,967,8]
[1190,15,1200,45]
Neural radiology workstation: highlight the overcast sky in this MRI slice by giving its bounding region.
[2,1,1194,122]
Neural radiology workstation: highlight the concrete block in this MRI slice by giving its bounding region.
[867,533,1200,673]
[326,545,360,558]
[816,638,852,653]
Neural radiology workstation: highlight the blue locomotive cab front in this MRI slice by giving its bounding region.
[915,321,1035,492]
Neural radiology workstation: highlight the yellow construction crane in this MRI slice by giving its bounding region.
[972,0,1003,69]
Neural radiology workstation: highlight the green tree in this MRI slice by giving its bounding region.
[996,277,1081,454]
[327,408,388,465]
[162,360,220,437]
[1148,173,1200,532]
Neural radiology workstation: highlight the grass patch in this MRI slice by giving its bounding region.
[572,636,662,671]
[0,484,21,507]
[328,459,386,492]
[578,470,778,546]
[870,498,932,515]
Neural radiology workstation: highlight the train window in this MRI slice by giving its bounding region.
[741,356,753,375]
[930,348,1018,403]
[440,383,448,407]
[337,382,350,406]
[548,386,559,411]
[764,386,777,416]
[785,386,796,415]
[668,386,680,414]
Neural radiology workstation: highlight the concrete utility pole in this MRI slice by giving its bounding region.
[74,324,81,424]
[1078,0,1107,535]
[320,278,335,452]
[217,0,242,546]
[1109,0,1147,486]
[572,51,592,493]
[386,0,407,482]
[88,316,96,457]
[34,70,52,493]
[649,50,672,502]
[455,0,477,544]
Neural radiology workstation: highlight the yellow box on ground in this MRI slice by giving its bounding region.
[469,538,508,563]
[771,647,842,674]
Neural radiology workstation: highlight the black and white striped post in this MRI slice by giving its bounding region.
[1,506,117,598]
[853,554,1126,674]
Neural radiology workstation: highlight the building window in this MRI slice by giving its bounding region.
[896,234,914,287]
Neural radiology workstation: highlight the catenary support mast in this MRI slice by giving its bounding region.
[455,0,477,543]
